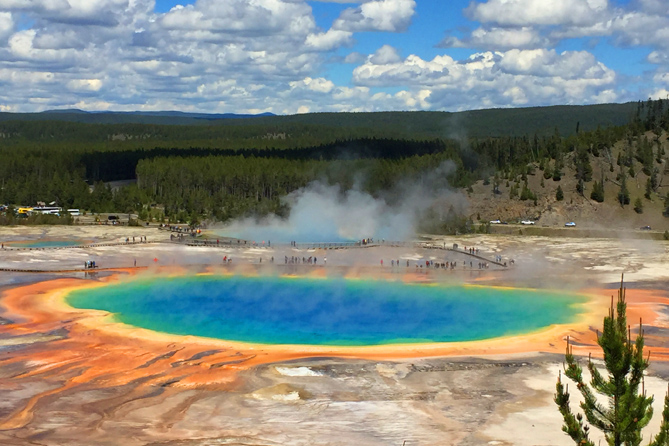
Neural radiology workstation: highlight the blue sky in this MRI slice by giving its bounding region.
[0,0,667,114]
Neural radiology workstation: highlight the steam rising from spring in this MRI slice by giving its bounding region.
[217,161,468,242]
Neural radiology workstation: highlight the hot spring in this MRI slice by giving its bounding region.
[66,276,587,346]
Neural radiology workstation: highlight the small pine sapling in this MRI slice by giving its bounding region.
[555,275,669,446]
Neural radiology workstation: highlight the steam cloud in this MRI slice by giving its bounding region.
[217,161,468,243]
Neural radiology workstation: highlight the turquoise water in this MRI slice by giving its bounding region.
[10,240,83,248]
[66,276,586,346]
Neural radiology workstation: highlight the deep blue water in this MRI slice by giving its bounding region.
[66,276,586,346]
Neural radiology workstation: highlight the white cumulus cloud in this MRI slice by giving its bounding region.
[440,26,548,50]
[466,0,610,27]
[650,88,669,100]
[289,77,336,94]
[0,0,661,113]
[67,78,103,91]
[159,0,316,37]
[369,44,401,64]
[352,48,617,109]
[0,12,13,40]
[306,29,353,51]
[499,49,612,80]
[333,0,416,32]
[1,0,152,26]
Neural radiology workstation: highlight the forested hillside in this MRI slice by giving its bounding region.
[1,100,667,231]
[0,102,639,137]
[466,99,669,232]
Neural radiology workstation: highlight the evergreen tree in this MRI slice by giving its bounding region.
[575,145,593,183]
[553,156,564,181]
[555,275,669,446]
[618,174,630,206]
[520,183,535,201]
[636,137,654,176]
[509,184,518,199]
[556,185,564,201]
[645,178,653,200]
[651,168,659,191]
[634,197,643,214]
[624,142,635,167]
[591,181,605,203]
[189,210,201,228]
[138,207,149,221]
[657,144,666,164]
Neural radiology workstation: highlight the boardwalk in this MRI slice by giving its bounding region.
[0,238,507,272]
[1,240,160,251]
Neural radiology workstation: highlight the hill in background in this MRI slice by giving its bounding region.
[466,130,669,233]
[0,102,639,139]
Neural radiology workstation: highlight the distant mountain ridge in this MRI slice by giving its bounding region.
[27,109,276,125]
[42,109,275,119]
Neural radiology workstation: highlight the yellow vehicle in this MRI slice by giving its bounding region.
[17,207,33,215]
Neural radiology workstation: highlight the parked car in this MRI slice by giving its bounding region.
[565,222,576,227]
[640,225,652,230]
[521,220,535,225]
[490,219,501,224]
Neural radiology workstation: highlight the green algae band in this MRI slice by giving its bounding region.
[66,276,586,346]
